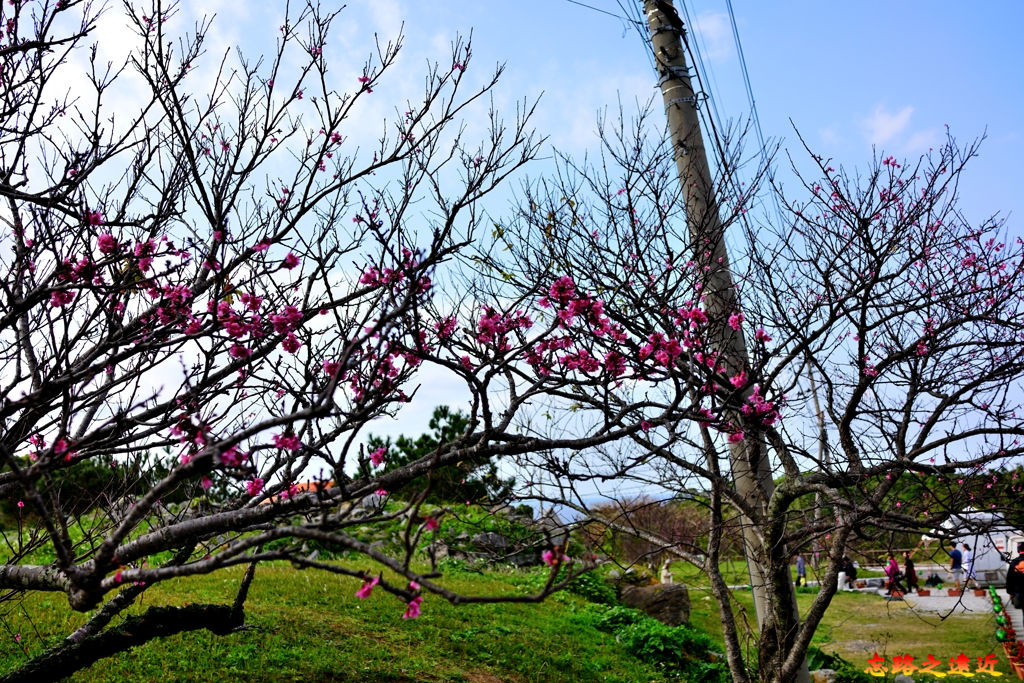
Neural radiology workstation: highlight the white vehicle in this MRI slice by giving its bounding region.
[923,510,1024,586]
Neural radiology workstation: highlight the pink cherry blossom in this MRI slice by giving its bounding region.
[356,575,379,599]
[270,306,303,334]
[369,446,386,467]
[50,290,75,308]
[727,312,744,331]
[542,549,568,566]
[97,233,119,254]
[272,433,301,451]
[425,517,439,531]
[281,333,301,353]
[228,343,251,359]
[220,447,246,466]
[402,595,423,619]
[246,478,265,496]
[283,252,300,269]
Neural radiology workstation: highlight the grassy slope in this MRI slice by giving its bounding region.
[0,560,1013,681]
[1,564,667,682]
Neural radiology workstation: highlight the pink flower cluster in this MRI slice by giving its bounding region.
[134,239,156,272]
[639,332,684,368]
[434,316,457,340]
[359,249,430,295]
[541,276,618,337]
[272,432,301,451]
[151,284,193,325]
[50,290,75,308]
[220,446,247,466]
[476,306,532,350]
[57,257,98,284]
[740,385,780,426]
[402,595,423,619]
[97,233,119,254]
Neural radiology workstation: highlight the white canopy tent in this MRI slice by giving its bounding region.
[921,510,1024,586]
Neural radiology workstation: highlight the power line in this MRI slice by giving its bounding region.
[617,0,658,73]
[563,0,635,21]
[724,0,787,231]
[561,0,656,74]
[676,0,754,261]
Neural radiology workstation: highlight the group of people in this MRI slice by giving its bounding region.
[793,540,1024,606]
[884,541,979,595]
[793,541,976,595]
[945,541,978,591]
[883,551,918,595]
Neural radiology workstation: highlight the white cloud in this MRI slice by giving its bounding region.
[860,104,914,146]
[819,125,840,147]
[690,11,734,63]
[904,128,943,153]
[860,104,944,155]
[367,0,405,42]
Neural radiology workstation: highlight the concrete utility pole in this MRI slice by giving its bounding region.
[641,2,808,681]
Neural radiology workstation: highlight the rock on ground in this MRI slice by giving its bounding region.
[619,583,690,626]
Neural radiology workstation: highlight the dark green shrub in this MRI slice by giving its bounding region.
[586,604,727,681]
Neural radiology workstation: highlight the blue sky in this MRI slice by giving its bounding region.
[154,1,1023,224]
[85,1,1023,443]
[313,0,1023,439]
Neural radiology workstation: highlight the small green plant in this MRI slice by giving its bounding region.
[593,605,645,632]
[567,570,618,605]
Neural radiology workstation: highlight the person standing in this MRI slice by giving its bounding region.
[947,541,963,590]
[795,554,806,587]
[1006,542,1024,621]
[885,553,905,595]
[963,543,977,589]
[843,555,858,589]
[904,551,919,594]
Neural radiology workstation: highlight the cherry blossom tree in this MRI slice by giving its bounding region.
[0,1,633,678]
[473,106,1024,682]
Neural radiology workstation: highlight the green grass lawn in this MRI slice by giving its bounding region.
[0,564,670,682]
[0,560,1013,681]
